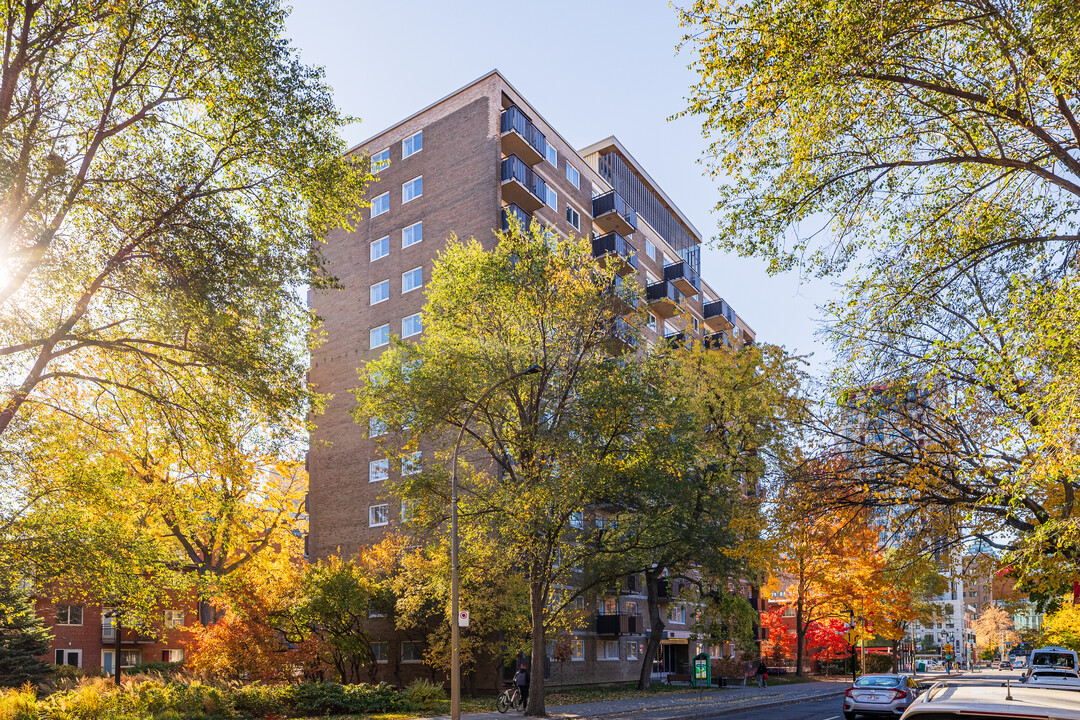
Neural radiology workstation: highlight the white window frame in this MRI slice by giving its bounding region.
[102,610,116,640]
[545,143,557,167]
[402,130,422,158]
[600,639,620,660]
[645,239,657,261]
[566,164,580,188]
[163,610,184,629]
[369,458,389,483]
[565,204,580,231]
[626,641,639,660]
[370,191,389,218]
[402,175,423,203]
[647,314,657,331]
[401,499,419,522]
[571,639,585,661]
[370,279,390,305]
[372,642,389,663]
[370,235,390,262]
[401,451,421,476]
[55,605,82,626]
[402,313,422,338]
[545,185,557,210]
[401,641,424,663]
[402,220,423,248]
[371,147,390,174]
[402,267,423,294]
[369,416,387,438]
[162,649,184,663]
[54,648,82,668]
[369,504,389,527]
[370,324,390,349]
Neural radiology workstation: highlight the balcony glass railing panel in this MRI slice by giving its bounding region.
[591,232,638,270]
[500,106,548,158]
[501,203,531,233]
[664,261,701,291]
[646,281,684,305]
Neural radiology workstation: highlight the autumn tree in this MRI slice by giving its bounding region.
[805,619,848,676]
[760,608,795,665]
[352,223,662,716]
[1041,602,1080,651]
[678,0,1080,592]
[973,605,1020,660]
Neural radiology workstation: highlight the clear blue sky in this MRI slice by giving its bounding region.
[286,0,832,371]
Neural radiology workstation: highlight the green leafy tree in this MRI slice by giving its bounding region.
[1041,602,1080,651]
[353,222,660,716]
[0,578,52,687]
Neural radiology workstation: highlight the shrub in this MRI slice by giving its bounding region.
[128,661,182,677]
[402,678,445,708]
[0,685,38,720]
[291,681,407,715]
[232,684,291,717]
[863,654,895,674]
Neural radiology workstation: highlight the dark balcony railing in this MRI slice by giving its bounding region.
[656,578,670,599]
[705,331,731,350]
[704,299,737,325]
[591,232,638,270]
[646,280,683,306]
[500,106,548,158]
[664,261,701,291]
[595,613,643,635]
[611,316,637,348]
[592,190,638,233]
[102,626,155,643]
[501,203,531,233]
[501,155,547,201]
[664,329,688,348]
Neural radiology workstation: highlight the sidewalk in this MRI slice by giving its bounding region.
[428,680,850,720]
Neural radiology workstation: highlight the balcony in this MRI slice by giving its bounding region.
[500,155,547,212]
[592,232,637,275]
[604,316,638,354]
[500,106,547,166]
[101,626,155,644]
[646,281,683,319]
[663,261,700,297]
[501,203,532,234]
[704,331,731,350]
[657,577,670,600]
[595,613,643,635]
[664,329,690,349]
[592,190,637,236]
[703,299,736,333]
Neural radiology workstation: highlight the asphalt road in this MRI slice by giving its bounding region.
[702,695,845,720]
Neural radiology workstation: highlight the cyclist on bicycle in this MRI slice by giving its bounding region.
[514,664,529,709]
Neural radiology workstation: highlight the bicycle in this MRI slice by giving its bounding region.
[496,685,523,713]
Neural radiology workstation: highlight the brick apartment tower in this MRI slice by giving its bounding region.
[308,70,759,687]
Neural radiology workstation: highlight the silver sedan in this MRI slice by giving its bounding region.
[843,674,921,719]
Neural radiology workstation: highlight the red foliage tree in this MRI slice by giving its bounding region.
[806,619,848,675]
[760,608,796,665]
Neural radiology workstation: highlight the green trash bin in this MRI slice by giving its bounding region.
[917,661,926,672]
[692,652,711,688]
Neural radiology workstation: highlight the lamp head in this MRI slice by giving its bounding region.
[522,364,542,376]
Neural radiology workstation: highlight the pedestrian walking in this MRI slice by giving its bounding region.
[514,663,530,710]
[755,660,768,687]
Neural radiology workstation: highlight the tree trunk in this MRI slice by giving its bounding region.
[525,581,546,717]
[794,598,806,677]
[638,569,666,691]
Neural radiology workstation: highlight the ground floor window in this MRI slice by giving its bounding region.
[600,640,619,660]
[372,642,388,663]
[571,640,584,661]
[401,641,423,663]
[103,649,142,675]
[54,649,81,667]
[626,641,640,660]
[162,649,184,663]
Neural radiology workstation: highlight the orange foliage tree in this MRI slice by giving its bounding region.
[760,608,796,665]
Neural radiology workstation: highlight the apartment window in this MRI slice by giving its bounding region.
[163,610,184,629]
[55,605,82,626]
[370,324,390,349]
[370,279,390,305]
[402,130,422,158]
[371,147,390,174]
[401,499,419,522]
[55,649,81,667]
[162,649,184,663]
[401,451,422,476]
[369,504,389,527]
[402,175,423,203]
[626,641,639,660]
[647,314,657,331]
[545,144,557,166]
[369,417,387,438]
[402,313,423,338]
[566,205,580,231]
[370,235,390,261]
[571,639,584,661]
[645,239,657,261]
[692,317,700,332]
[566,164,580,188]
[369,458,389,483]
[545,186,557,210]
[569,511,584,529]
[402,220,423,248]
[102,610,116,639]
[625,601,637,616]
[600,640,619,660]
[372,642,389,663]
[370,192,389,217]
[402,267,423,293]
[598,597,618,615]
[401,641,423,662]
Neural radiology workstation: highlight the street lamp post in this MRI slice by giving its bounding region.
[450,364,542,720]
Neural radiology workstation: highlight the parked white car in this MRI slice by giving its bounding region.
[901,681,1080,719]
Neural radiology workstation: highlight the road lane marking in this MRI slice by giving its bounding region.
[822,716,840,720]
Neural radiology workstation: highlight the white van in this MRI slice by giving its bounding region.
[1029,647,1079,674]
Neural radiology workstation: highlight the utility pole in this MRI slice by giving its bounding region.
[849,609,857,683]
